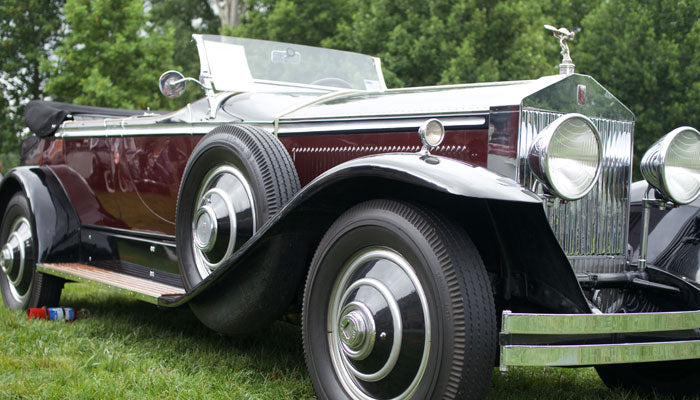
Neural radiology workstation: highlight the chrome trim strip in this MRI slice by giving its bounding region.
[278,116,486,135]
[37,263,162,304]
[501,340,700,367]
[280,112,487,124]
[57,123,212,138]
[83,224,176,244]
[502,310,700,335]
[55,116,486,138]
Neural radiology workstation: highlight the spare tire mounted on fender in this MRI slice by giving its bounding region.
[176,124,300,291]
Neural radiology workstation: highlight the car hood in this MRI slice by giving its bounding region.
[274,73,633,123]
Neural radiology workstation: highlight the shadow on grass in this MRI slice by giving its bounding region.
[58,283,307,377]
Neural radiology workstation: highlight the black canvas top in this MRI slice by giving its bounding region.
[24,100,159,137]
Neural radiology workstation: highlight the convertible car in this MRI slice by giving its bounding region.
[1,30,699,399]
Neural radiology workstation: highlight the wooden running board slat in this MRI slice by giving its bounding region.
[38,263,185,304]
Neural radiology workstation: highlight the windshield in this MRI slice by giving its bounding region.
[194,35,386,92]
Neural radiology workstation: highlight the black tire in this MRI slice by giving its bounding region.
[0,192,63,309]
[176,124,300,289]
[596,360,700,397]
[302,199,496,400]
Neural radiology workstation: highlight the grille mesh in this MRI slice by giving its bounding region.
[518,109,633,273]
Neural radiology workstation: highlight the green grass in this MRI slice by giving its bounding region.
[0,283,684,399]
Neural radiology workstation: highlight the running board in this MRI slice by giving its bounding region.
[37,263,186,305]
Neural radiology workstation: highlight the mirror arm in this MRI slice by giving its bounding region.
[168,77,211,91]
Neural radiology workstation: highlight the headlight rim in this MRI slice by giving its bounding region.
[418,119,445,149]
[529,113,604,201]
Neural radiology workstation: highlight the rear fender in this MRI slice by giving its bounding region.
[0,167,80,262]
[163,153,590,332]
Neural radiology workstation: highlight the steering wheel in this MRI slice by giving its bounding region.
[310,77,353,89]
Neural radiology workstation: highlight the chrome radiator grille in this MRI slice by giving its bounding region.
[518,109,634,273]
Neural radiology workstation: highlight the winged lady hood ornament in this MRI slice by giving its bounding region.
[545,24,575,75]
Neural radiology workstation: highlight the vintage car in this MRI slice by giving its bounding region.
[1,29,700,399]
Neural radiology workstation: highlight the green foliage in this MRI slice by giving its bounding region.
[0,152,20,173]
[0,0,65,153]
[43,0,181,110]
[221,0,352,47]
[320,0,602,88]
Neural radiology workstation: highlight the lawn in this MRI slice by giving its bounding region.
[0,283,681,399]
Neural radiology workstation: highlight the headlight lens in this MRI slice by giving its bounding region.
[640,127,700,204]
[528,113,602,200]
[418,119,445,148]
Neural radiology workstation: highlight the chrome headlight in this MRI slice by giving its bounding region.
[528,113,603,200]
[640,126,700,204]
[418,119,445,148]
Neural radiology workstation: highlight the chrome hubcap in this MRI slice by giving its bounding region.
[192,165,256,279]
[1,245,13,274]
[339,302,376,360]
[328,248,431,400]
[193,205,217,251]
[1,217,33,303]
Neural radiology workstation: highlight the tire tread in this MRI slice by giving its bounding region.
[302,199,496,400]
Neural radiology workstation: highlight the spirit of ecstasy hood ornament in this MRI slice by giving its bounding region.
[545,25,575,75]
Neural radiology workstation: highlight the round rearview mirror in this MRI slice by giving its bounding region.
[159,70,186,98]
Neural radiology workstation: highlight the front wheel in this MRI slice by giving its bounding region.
[303,200,496,400]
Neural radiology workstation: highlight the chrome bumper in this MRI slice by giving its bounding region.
[499,310,700,370]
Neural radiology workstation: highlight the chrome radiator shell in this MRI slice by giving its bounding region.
[518,109,634,274]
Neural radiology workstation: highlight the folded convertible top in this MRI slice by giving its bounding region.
[24,100,161,137]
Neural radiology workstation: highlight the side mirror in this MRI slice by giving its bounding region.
[159,70,187,98]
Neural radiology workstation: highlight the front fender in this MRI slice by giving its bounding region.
[163,153,589,332]
[0,167,80,262]
[305,153,543,204]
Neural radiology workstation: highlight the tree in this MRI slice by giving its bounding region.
[150,0,220,77]
[43,0,181,110]
[323,0,600,88]
[211,0,246,27]
[0,0,65,159]
[221,0,352,47]
[576,0,700,169]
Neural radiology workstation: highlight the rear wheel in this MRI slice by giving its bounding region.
[596,360,700,397]
[303,200,496,400]
[176,124,300,289]
[176,124,301,333]
[0,192,63,309]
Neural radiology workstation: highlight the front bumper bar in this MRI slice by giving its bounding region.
[499,310,700,370]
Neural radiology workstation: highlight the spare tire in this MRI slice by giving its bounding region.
[176,124,300,290]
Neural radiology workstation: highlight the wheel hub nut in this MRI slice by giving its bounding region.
[339,311,366,349]
[0,245,12,274]
[193,205,217,251]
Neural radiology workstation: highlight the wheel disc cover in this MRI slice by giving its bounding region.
[2,216,33,303]
[328,247,431,400]
[192,164,256,279]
